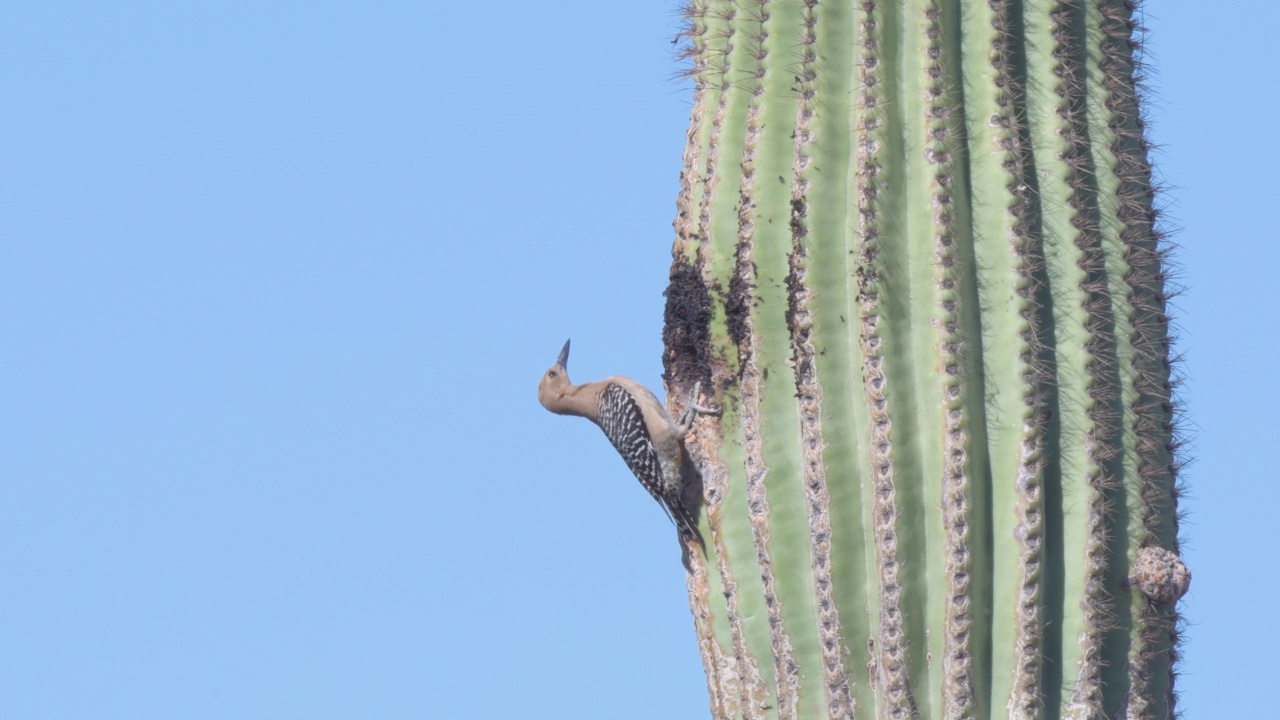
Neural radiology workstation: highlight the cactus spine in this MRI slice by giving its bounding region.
[661,1,1187,718]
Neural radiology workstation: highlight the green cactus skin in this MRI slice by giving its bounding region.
[660,1,1187,718]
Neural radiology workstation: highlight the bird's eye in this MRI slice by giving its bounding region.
[548,370,558,378]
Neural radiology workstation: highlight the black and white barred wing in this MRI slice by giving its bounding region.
[596,383,673,521]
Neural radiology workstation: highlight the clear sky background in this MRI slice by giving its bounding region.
[1,2,1272,718]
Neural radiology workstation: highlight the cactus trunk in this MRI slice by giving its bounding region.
[660,1,1186,718]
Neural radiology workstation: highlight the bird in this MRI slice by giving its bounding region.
[537,339,719,542]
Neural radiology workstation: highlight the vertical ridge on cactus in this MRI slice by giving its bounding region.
[662,0,1186,718]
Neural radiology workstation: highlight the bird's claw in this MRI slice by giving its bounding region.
[687,381,722,416]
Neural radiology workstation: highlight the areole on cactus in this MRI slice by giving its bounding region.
[657,0,1187,718]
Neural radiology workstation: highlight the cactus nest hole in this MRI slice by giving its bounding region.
[663,262,714,388]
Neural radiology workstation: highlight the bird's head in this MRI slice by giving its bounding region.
[537,339,573,412]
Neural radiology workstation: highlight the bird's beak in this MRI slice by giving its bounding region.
[557,339,571,368]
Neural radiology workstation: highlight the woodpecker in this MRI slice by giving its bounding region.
[537,339,719,541]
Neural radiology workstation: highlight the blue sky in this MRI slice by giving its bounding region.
[1,2,1273,717]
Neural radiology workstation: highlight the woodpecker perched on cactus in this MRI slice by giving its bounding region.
[537,340,719,541]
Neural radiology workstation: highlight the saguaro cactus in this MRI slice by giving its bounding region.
[660,0,1187,718]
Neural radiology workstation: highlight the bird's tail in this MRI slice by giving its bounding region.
[668,498,704,546]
